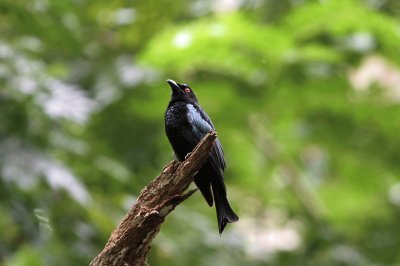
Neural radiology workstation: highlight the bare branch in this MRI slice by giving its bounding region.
[90,131,217,266]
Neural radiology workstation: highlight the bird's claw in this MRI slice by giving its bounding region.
[185,152,192,160]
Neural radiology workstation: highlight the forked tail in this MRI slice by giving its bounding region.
[212,184,239,234]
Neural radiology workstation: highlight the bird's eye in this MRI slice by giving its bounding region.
[184,88,191,93]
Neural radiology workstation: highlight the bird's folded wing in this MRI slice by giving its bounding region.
[186,104,226,186]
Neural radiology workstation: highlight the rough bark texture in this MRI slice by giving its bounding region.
[90,132,217,266]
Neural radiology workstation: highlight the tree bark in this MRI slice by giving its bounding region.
[90,132,217,266]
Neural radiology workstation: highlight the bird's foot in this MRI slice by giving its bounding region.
[185,152,192,160]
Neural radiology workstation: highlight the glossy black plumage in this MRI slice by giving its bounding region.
[165,79,239,234]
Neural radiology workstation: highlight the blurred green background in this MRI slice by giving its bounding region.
[1,0,400,265]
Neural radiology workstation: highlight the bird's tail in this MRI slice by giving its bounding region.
[212,184,239,234]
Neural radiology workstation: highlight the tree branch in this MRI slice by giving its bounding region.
[90,131,217,266]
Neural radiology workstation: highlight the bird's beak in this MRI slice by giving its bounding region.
[167,79,180,93]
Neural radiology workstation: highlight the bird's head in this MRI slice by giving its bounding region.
[167,79,198,103]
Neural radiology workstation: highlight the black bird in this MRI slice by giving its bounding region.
[165,79,239,234]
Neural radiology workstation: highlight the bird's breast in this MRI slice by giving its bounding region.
[165,103,189,129]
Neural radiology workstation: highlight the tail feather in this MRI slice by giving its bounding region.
[194,164,238,234]
[212,184,239,234]
[194,169,213,207]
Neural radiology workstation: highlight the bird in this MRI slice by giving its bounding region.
[165,79,239,234]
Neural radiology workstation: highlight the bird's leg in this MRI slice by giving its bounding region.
[184,152,192,160]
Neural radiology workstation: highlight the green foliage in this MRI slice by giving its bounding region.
[1,0,400,265]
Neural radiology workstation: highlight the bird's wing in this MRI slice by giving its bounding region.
[186,104,213,138]
[186,104,226,174]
